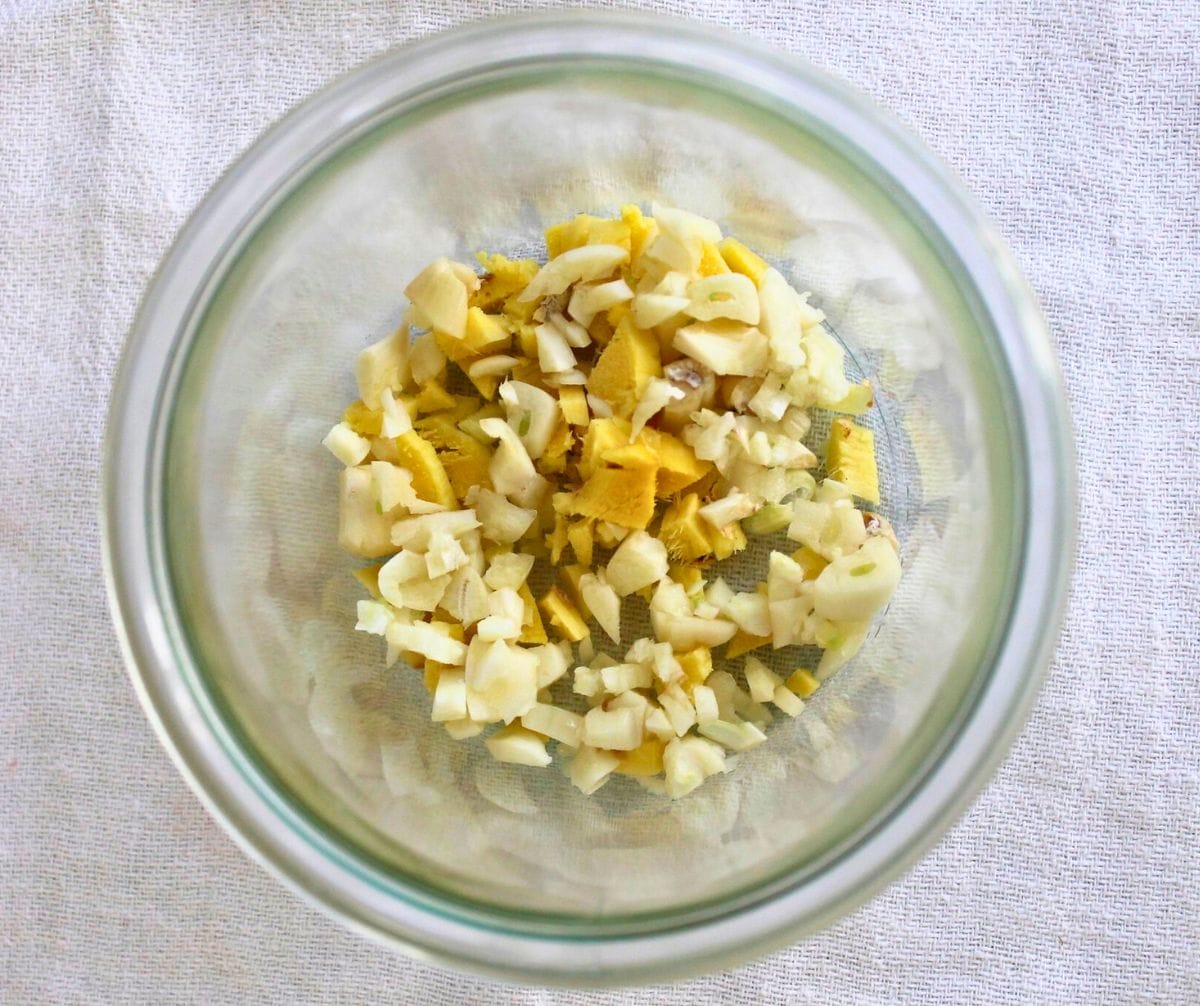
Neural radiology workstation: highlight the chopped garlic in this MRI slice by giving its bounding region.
[390,509,479,550]
[771,684,805,717]
[483,551,535,591]
[744,657,782,703]
[331,206,900,800]
[568,745,620,794]
[425,530,469,578]
[534,322,577,374]
[579,572,621,643]
[606,531,669,596]
[431,670,468,722]
[518,244,629,303]
[354,599,392,636]
[486,725,552,767]
[692,685,720,724]
[568,278,633,328]
[629,377,685,441]
[698,491,759,532]
[469,487,536,544]
[408,332,446,384]
[499,380,558,459]
[356,327,409,410]
[582,707,643,751]
[698,718,768,752]
[466,354,519,380]
[379,388,413,437]
[323,422,370,466]
[404,258,470,339]
[599,662,653,694]
[548,311,592,349]
[663,736,726,798]
[387,622,467,666]
[521,703,582,748]
[686,273,760,325]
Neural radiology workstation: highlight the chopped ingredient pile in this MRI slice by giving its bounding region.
[323,204,899,798]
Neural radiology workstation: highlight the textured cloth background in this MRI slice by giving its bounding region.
[1,1,1197,1003]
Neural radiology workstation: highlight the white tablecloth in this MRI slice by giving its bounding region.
[2,2,1197,1002]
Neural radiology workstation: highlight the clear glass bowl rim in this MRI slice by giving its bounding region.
[101,10,1075,986]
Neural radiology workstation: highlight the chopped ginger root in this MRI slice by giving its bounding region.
[792,545,830,580]
[725,630,772,660]
[677,647,713,686]
[517,582,548,645]
[588,316,661,419]
[698,241,731,276]
[329,204,899,801]
[539,587,590,643]
[471,253,539,312]
[717,237,769,287]
[545,214,632,259]
[569,466,657,529]
[826,418,880,504]
[615,737,666,777]
[388,431,456,508]
[786,668,821,698]
[343,400,382,437]
[558,386,589,427]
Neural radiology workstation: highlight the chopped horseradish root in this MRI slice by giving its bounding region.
[325,204,900,799]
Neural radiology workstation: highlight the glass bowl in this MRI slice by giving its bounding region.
[102,11,1074,986]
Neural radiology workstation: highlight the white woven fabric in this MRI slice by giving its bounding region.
[2,1,1197,1002]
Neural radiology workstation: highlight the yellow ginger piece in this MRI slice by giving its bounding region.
[566,520,594,569]
[587,309,618,348]
[828,379,874,416]
[434,308,510,365]
[660,494,712,562]
[509,356,545,390]
[588,315,661,419]
[826,418,880,504]
[581,418,710,497]
[569,465,658,529]
[539,420,574,475]
[463,307,512,355]
[677,647,713,686]
[615,737,665,777]
[443,394,483,424]
[579,417,631,478]
[601,441,659,471]
[725,630,772,660]
[786,668,821,698]
[791,545,830,580]
[539,587,590,643]
[402,382,457,417]
[717,237,769,286]
[414,415,492,501]
[558,386,589,427]
[559,564,587,608]
[698,241,731,276]
[659,493,749,562]
[352,565,381,599]
[387,431,457,509]
[620,204,658,273]
[546,513,570,564]
[709,521,747,561]
[518,582,548,645]
[544,214,632,259]
[343,400,382,437]
[424,658,454,695]
[471,253,539,313]
[639,428,710,497]
[669,563,704,594]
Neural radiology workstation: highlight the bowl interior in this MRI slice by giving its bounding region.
[163,65,1020,924]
